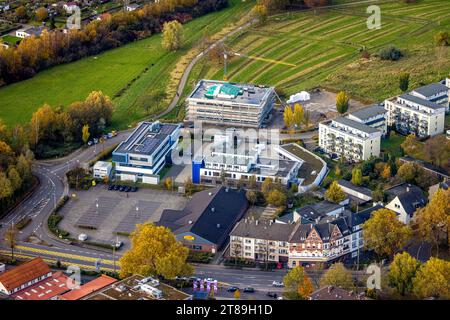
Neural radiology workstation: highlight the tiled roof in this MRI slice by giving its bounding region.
[0,258,50,292]
[12,272,70,300]
[59,275,117,300]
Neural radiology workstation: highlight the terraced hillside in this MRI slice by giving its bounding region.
[200,0,450,102]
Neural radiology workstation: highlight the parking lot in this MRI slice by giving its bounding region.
[58,184,189,250]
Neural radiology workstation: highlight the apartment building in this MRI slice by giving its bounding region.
[384,94,446,137]
[410,81,449,112]
[112,121,181,184]
[186,80,275,128]
[347,104,388,136]
[318,117,382,162]
[229,205,382,266]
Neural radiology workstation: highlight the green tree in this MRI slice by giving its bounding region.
[162,20,184,51]
[399,72,410,92]
[82,124,90,145]
[336,91,349,114]
[413,258,450,299]
[325,181,346,204]
[15,6,27,19]
[283,266,314,300]
[119,223,193,279]
[319,263,354,290]
[396,162,418,184]
[363,209,412,258]
[389,252,421,296]
[351,168,363,186]
[7,167,22,192]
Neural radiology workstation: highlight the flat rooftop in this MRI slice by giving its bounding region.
[188,79,273,106]
[332,117,380,134]
[86,275,191,300]
[280,143,325,185]
[398,94,445,110]
[350,104,386,121]
[114,121,179,156]
[411,82,449,98]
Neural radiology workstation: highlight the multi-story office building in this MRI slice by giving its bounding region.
[318,117,382,162]
[192,133,301,186]
[186,80,275,128]
[384,94,446,137]
[347,104,388,136]
[112,121,181,184]
[229,205,382,267]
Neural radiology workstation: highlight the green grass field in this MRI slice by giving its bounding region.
[199,0,450,102]
[0,0,253,129]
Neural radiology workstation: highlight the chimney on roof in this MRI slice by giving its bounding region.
[225,187,229,192]
[217,224,221,228]
[211,207,215,213]
[256,220,259,226]
[406,186,410,192]
[188,220,193,224]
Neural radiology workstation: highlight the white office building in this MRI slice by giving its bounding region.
[319,117,382,162]
[112,121,181,184]
[384,94,446,137]
[93,161,112,180]
[186,80,275,128]
[410,80,449,112]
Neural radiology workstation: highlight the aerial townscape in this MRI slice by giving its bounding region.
[0,0,449,312]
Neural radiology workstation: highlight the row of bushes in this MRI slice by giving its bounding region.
[47,195,70,238]
[187,251,214,263]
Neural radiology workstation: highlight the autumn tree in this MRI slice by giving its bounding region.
[415,188,450,254]
[164,177,173,191]
[267,189,287,207]
[399,72,410,92]
[0,172,13,199]
[293,103,304,129]
[119,223,193,279]
[234,289,241,300]
[283,106,294,130]
[434,31,449,46]
[319,263,354,290]
[251,3,268,24]
[35,7,48,22]
[283,266,314,300]
[363,209,412,258]
[351,168,363,186]
[82,125,90,145]
[325,181,346,204]
[336,91,349,114]
[15,6,27,19]
[246,189,258,206]
[389,252,421,296]
[396,162,418,184]
[7,167,22,192]
[412,257,450,299]
[401,134,422,158]
[424,135,450,170]
[162,20,184,51]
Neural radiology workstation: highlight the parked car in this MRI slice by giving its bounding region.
[272,281,284,287]
[267,292,278,298]
[227,286,239,292]
[108,185,114,190]
[243,287,255,293]
[130,186,138,192]
[113,185,120,191]
[78,234,88,242]
[87,141,93,146]
[93,138,99,144]
[119,186,126,192]
[113,241,123,249]
[124,186,131,192]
